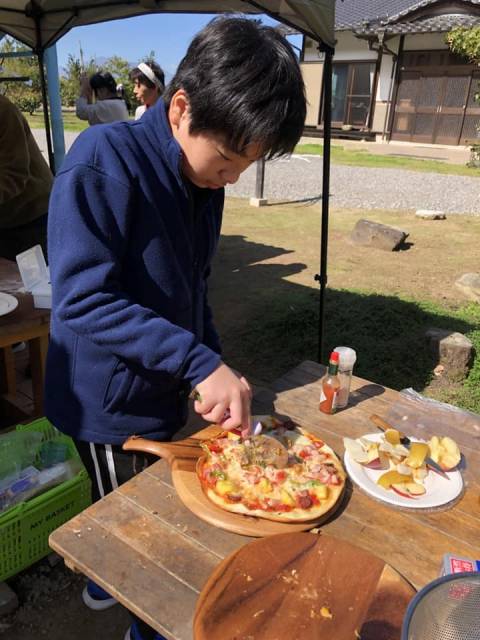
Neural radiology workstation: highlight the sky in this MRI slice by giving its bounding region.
[55,13,303,78]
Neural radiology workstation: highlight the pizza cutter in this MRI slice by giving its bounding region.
[242,434,289,468]
[190,390,289,469]
[122,422,289,469]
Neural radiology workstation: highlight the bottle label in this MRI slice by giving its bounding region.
[320,389,339,413]
[331,390,338,412]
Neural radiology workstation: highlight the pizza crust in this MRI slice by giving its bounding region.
[201,470,344,522]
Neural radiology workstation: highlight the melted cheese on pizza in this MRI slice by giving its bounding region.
[199,428,344,516]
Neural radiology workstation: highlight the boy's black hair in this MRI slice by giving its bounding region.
[130,60,165,92]
[163,16,306,159]
[89,72,117,96]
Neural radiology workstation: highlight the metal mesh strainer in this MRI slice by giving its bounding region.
[402,572,480,640]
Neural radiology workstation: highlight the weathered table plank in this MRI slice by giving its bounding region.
[50,360,480,639]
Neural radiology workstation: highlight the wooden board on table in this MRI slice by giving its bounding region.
[170,422,346,537]
[194,532,416,640]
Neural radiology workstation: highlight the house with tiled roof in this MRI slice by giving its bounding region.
[301,0,480,145]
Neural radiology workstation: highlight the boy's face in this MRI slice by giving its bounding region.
[169,91,262,189]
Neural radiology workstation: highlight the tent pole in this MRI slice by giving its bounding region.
[45,45,66,169]
[315,45,334,363]
[37,49,55,172]
[32,3,55,172]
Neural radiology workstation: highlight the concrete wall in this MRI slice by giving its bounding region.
[404,32,449,50]
[371,102,388,135]
[332,31,377,62]
[301,62,323,126]
[303,32,377,62]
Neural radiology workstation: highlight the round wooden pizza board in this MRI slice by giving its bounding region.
[123,423,346,537]
[171,457,346,537]
[194,532,416,640]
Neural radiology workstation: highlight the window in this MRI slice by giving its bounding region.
[331,62,376,128]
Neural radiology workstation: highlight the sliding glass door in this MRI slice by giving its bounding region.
[331,62,376,128]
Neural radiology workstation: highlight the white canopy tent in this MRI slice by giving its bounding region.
[0,0,335,358]
[0,1,335,50]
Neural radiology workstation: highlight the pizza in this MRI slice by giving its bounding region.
[197,417,346,522]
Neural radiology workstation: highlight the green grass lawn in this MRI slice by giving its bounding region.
[295,143,480,178]
[226,288,480,415]
[213,200,480,415]
[25,111,90,133]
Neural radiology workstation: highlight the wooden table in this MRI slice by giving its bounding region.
[0,257,50,420]
[49,360,480,640]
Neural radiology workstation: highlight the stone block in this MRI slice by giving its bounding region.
[425,328,474,381]
[0,582,19,616]
[350,219,408,251]
[455,273,480,303]
[249,197,268,207]
[415,209,446,220]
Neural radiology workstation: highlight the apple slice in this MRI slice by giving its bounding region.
[343,437,369,464]
[439,437,461,470]
[366,443,380,463]
[427,435,461,471]
[404,442,430,469]
[391,483,415,499]
[413,466,428,481]
[364,457,388,470]
[428,436,441,462]
[384,428,401,445]
[377,469,413,489]
[404,482,426,497]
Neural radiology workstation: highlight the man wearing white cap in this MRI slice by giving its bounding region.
[130,60,165,120]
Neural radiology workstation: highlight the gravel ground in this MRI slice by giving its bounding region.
[226,154,480,215]
[32,129,480,215]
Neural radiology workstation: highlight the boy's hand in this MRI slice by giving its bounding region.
[193,363,252,431]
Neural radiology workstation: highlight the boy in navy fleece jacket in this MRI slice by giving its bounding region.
[46,16,306,640]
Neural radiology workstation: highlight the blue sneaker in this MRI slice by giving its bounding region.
[82,579,117,610]
[124,621,167,640]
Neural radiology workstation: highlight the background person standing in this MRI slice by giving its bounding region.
[76,71,129,125]
[130,60,165,120]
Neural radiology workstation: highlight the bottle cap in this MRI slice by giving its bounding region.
[329,351,339,363]
[333,346,357,368]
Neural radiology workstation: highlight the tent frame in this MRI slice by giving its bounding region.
[1,1,334,362]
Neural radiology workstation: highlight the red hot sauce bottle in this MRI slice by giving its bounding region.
[319,351,341,414]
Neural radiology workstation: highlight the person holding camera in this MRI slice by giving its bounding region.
[76,71,129,125]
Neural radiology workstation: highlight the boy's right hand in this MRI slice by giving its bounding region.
[193,363,252,432]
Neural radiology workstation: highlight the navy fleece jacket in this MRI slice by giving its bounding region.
[45,100,223,444]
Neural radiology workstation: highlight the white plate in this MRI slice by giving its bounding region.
[344,433,463,509]
[0,292,19,317]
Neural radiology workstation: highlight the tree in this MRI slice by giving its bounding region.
[0,36,42,113]
[446,27,480,165]
[60,52,96,107]
[103,55,136,111]
[446,26,480,65]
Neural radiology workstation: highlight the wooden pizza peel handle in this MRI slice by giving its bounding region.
[122,435,203,464]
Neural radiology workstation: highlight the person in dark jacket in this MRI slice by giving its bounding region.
[46,16,306,640]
